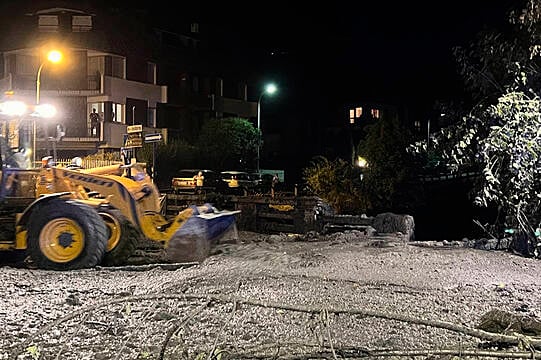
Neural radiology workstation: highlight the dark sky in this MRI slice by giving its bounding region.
[0,0,518,123]
[151,1,518,123]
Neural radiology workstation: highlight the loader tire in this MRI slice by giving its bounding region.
[99,208,141,266]
[27,199,108,270]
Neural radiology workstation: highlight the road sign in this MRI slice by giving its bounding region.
[144,133,163,143]
[124,133,143,148]
[127,124,143,133]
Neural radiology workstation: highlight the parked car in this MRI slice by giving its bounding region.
[249,173,274,193]
[220,171,256,194]
[171,169,223,194]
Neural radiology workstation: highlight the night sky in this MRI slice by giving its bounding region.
[152,1,517,123]
[0,0,518,123]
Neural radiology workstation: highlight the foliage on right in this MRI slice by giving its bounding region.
[409,0,541,256]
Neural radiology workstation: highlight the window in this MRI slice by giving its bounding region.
[38,15,59,32]
[113,103,123,123]
[111,56,125,79]
[88,56,104,75]
[371,109,380,119]
[191,23,199,33]
[414,120,421,131]
[72,15,92,32]
[215,78,223,96]
[355,107,363,118]
[148,107,156,127]
[349,109,355,124]
[88,104,103,137]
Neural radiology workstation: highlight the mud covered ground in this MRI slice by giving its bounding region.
[1,231,541,359]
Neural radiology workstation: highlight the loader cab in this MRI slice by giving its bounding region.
[0,138,39,201]
[0,168,39,201]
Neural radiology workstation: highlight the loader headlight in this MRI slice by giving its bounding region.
[41,156,55,168]
[71,157,83,167]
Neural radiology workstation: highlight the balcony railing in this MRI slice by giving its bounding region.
[10,74,101,92]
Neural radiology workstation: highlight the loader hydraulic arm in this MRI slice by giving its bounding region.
[37,163,164,232]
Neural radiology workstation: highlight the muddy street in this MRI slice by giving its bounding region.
[1,231,541,359]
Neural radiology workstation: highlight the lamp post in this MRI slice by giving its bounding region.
[34,49,62,166]
[256,83,277,174]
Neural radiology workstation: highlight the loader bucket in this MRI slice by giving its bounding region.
[166,204,240,263]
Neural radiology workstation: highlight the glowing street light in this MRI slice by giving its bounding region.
[256,83,277,173]
[33,104,57,118]
[34,49,63,166]
[0,101,28,117]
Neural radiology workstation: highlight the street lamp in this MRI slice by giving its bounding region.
[34,49,62,166]
[256,83,277,173]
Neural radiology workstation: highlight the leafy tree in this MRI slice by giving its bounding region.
[410,0,541,255]
[358,114,420,213]
[302,156,368,214]
[139,138,198,189]
[195,117,259,170]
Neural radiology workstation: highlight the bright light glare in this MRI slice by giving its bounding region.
[265,83,277,95]
[0,101,28,116]
[357,156,368,168]
[47,50,62,64]
[34,104,57,118]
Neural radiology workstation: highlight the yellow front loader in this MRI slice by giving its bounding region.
[0,158,239,270]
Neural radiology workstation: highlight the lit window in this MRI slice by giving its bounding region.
[371,109,380,118]
[414,120,421,130]
[350,117,354,124]
[356,107,363,118]
[349,109,355,118]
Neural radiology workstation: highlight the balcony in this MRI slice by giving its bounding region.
[4,74,101,99]
[54,122,167,150]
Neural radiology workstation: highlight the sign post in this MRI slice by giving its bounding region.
[144,132,163,181]
[124,125,143,163]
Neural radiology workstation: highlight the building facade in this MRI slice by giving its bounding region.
[0,4,258,166]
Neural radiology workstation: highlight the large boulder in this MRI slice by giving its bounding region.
[372,212,415,241]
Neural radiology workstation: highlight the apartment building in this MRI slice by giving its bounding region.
[0,4,257,164]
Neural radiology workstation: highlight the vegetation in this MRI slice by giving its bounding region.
[302,156,368,214]
[409,0,541,256]
[357,114,420,214]
[195,117,259,170]
[137,117,258,189]
[138,138,198,189]
[302,112,420,215]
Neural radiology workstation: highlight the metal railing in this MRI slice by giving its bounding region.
[54,158,122,168]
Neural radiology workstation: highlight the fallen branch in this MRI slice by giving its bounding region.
[207,280,242,360]
[54,311,90,360]
[11,292,541,357]
[320,309,338,360]
[228,347,541,359]
[159,300,211,360]
[116,310,154,360]
[473,219,498,240]
[95,262,199,272]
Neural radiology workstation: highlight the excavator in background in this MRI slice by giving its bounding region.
[0,141,240,270]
